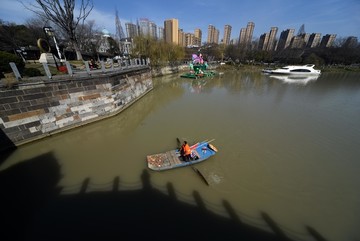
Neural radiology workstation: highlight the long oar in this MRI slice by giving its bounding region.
[177,138,209,186]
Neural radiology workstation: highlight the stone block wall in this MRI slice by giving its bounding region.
[0,67,152,151]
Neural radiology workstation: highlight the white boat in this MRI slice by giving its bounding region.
[264,64,321,75]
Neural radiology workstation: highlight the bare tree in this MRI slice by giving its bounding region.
[77,20,101,54]
[26,17,48,40]
[22,0,93,60]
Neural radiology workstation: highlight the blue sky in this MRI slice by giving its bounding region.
[1,0,359,41]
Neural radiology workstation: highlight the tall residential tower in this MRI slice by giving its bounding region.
[239,22,255,49]
[223,25,232,45]
[276,29,295,50]
[164,18,179,45]
[194,28,202,46]
[207,24,219,44]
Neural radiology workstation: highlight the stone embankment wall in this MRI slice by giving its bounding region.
[0,67,152,151]
[151,65,187,76]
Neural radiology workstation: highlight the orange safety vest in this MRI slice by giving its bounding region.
[183,144,191,155]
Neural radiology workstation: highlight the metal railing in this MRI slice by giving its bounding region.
[7,57,151,81]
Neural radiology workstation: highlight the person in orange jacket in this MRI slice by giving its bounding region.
[180,141,192,162]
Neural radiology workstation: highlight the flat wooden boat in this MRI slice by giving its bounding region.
[180,71,216,79]
[147,141,218,171]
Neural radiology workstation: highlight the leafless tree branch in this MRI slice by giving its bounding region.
[19,0,93,60]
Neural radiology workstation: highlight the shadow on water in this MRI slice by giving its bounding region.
[0,128,17,165]
[0,152,329,241]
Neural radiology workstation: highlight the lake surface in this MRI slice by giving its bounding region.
[1,70,360,241]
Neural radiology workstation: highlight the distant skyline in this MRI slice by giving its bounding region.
[1,0,359,41]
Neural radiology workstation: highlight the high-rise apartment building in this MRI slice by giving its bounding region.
[290,33,309,49]
[194,28,202,46]
[207,24,219,44]
[207,25,214,43]
[343,36,358,48]
[215,29,220,44]
[138,18,149,36]
[164,18,179,45]
[306,33,321,48]
[185,33,195,47]
[258,33,269,50]
[178,29,186,47]
[158,26,164,41]
[238,28,246,45]
[125,22,138,38]
[239,22,255,49]
[276,29,295,50]
[320,34,337,48]
[149,21,157,39]
[290,35,305,49]
[266,27,278,51]
[223,25,232,45]
[137,18,157,39]
[245,22,255,45]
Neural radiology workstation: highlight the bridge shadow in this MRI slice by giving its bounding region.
[0,152,328,241]
[0,128,17,165]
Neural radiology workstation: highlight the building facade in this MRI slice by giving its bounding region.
[158,26,164,41]
[207,24,219,44]
[276,29,295,50]
[266,27,278,51]
[125,22,138,38]
[223,25,232,45]
[239,22,255,49]
[164,18,179,45]
[185,33,195,47]
[194,28,202,46]
[178,29,186,47]
[343,36,358,48]
[306,33,322,48]
[138,18,157,39]
[238,28,246,45]
[320,34,337,48]
[258,33,269,51]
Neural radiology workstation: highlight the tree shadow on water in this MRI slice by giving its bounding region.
[0,153,329,241]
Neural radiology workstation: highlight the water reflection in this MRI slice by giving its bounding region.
[190,79,208,94]
[268,74,319,85]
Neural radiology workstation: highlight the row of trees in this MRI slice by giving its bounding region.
[131,37,185,66]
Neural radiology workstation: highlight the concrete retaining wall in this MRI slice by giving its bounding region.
[0,67,153,151]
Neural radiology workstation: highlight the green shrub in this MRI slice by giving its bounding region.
[23,67,42,77]
[0,51,25,75]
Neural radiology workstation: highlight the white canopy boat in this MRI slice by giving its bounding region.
[263,64,321,75]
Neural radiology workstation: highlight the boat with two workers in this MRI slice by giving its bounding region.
[181,53,216,79]
[262,64,321,75]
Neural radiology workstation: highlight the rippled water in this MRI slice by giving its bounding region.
[1,70,360,241]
